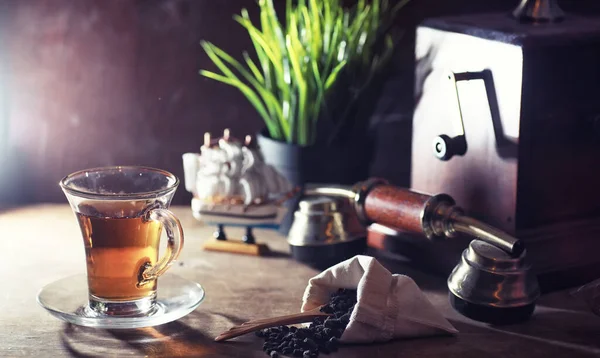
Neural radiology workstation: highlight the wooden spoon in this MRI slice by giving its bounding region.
[215,305,330,342]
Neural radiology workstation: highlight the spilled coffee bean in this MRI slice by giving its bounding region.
[256,289,357,357]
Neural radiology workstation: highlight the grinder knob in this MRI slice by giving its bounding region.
[433,134,467,161]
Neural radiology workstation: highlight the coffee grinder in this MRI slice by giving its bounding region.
[405,0,600,291]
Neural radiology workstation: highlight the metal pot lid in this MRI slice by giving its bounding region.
[298,196,340,214]
[448,240,540,308]
[287,196,366,247]
[466,240,525,272]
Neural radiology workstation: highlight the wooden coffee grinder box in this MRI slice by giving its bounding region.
[408,4,600,291]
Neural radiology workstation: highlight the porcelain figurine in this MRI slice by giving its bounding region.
[182,129,296,228]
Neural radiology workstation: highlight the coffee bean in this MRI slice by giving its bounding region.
[299,328,312,335]
[324,318,340,328]
[320,305,334,314]
[303,338,318,350]
[257,289,356,357]
[269,351,279,358]
[327,337,339,352]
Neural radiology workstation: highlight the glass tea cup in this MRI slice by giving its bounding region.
[60,166,184,317]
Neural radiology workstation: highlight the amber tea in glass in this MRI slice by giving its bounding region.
[61,166,184,317]
[78,214,163,300]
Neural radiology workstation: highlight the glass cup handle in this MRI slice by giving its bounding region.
[139,208,184,286]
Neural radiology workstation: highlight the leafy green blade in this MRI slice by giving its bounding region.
[308,0,322,59]
[310,59,324,144]
[234,17,282,75]
[200,70,281,138]
[324,17,342,75]
[323,0,332,53]
[243,52,264,84]
[324,60,347,91]
[207,44,286,137]
[238,9,274,93]
[286,32,308,145]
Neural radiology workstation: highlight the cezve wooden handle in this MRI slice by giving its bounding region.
[363,184,433,235]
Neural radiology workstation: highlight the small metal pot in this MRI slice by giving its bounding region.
[287,196,367,267]
[448,240,540,324]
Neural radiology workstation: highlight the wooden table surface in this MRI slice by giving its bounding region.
[1,204,600,357]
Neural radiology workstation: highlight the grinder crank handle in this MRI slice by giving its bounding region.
[306,179,524,256]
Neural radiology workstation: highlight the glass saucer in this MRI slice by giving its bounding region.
[37,273,205,329]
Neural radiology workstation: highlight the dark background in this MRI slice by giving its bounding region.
[0,0,598,206]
